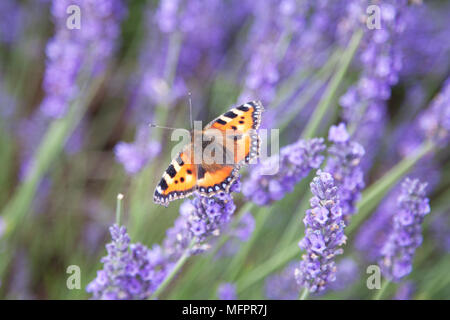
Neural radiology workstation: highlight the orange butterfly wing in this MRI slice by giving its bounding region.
[153,149,197,207]
[196,101,264,197]
[153,101,264,205]
[196,165,239,196]
[206,100,264,165]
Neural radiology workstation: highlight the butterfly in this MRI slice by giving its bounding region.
[153,100,264,207]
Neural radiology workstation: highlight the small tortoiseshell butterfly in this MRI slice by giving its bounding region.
[154,101,264,206]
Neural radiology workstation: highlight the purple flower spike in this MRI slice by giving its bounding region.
[295,171,346,293]
[338,0,408,171]
[243,138,326,206]
[185,193,236,243]
[0,1,24,46]
[114,125,161,175]
[329,258,359,292]
[42,0,126,118]
[232,212,255,242]
[86,225,168,299]
[379,178,430,282]
[167,179,241,255]
[89,179,240,299]
[217,283,237,300]
[394,281,415,300]
[325,123,365,221]
[418,78,450,146]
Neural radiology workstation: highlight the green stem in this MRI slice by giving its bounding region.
[273,193,308,253]
[164,31,183,86]
[301,29,363,139]
[299,288,309,300]
[0,73,104,281]
[277,80,323,132]
[237,242,298,293]
[373,279,390,300]
[2,75,104,236]
[275,29,293,62]
[150,238,196,300]
[272,49,341,113]
[225,207,271,281]
[116,193,124,226]
[417,255,450,299]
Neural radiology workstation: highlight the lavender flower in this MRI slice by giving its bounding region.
[239,0,304,104]
[328,258,359,292]
[182,187,238,243]
[89,179,240,299]
[338,0,408,171]
[354,74,444,261]
[87,224,169,299]
[355,162,439,262]
[132,0,247,114]
[239,1,348,134]
[232,212,255,242]
[240,1,346,107]
[217,283,237,300]
[394,281,415,300]
[265,261,300,300]
[155,0,247,78]
[399,3,450,77]
[243,138,326,206]
[162,210,193,261]
[379,178,430,282]
[15,0,126,209]
[0,0,24,45]
[325,123,365,221]
[41,0,125,118]
[114,125,161,174]
[8,250,33,299]
[166,179,241,255]
[272,258,358,297]
[418,78,450,146]
[295,171,346,293]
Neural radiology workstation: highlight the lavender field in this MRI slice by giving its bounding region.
[0,0,449,300]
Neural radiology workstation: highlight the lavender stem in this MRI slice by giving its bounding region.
[301,29,363,139]
[374,280,391,300]
[150,238,196,300]
[299,288,309,300]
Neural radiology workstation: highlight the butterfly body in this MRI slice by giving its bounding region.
[154,100,264,206]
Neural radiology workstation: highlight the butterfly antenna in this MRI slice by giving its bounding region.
[188,92,194,131]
